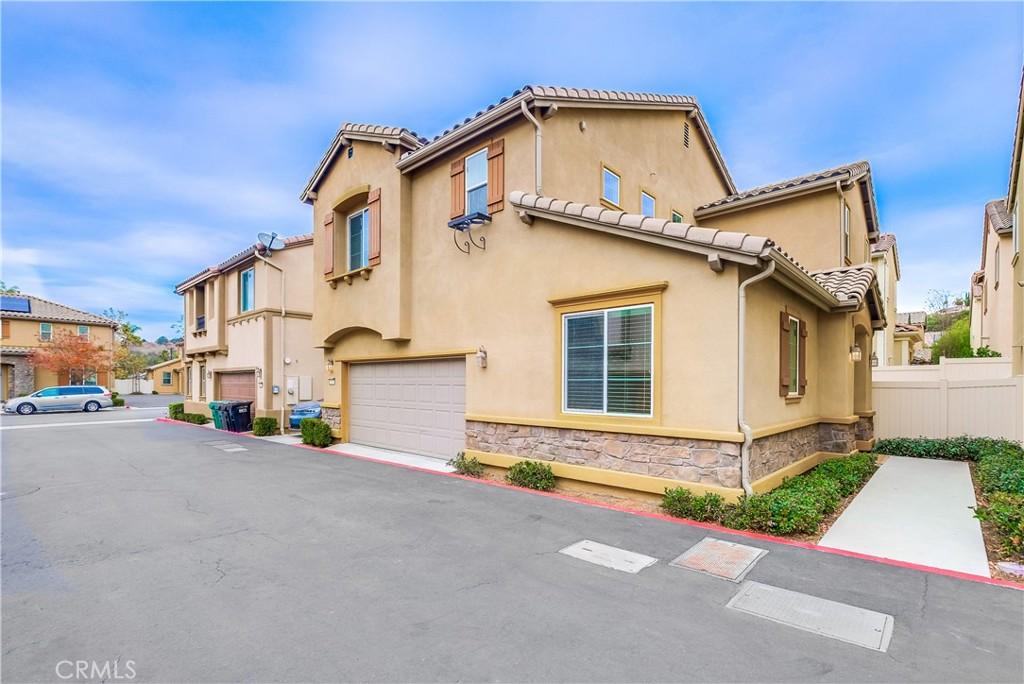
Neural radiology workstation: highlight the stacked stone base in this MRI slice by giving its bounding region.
[1,356,35,397]
[467,417,874,490]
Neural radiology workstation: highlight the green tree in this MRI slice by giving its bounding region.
[102,308,144,347]
[155,335,169,345]
[931,314,973,363]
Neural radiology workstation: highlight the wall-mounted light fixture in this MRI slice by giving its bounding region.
[870,352,879,368]
[325,359,335,374]
[850,345,863,363]
[476,346,488,368]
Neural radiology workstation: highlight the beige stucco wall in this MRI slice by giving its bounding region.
[871,250,898,365]
[978,218,1014,357]
[1012,161,1023,375]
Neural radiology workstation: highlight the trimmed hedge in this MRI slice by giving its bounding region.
[182,413,209,425]
[252,417,278,436]
[448,452,485,477]
[168,403,184,420]
[112,396,126,407]
[300,418,333,448]
[506,460,556,490]
[662,453,878,536]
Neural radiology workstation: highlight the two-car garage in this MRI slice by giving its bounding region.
[347,358,466,460]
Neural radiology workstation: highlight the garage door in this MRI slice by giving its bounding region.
[349,358,466,459]
[219,371,256,402]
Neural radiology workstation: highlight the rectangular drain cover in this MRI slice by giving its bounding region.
[671,537,767,582]
[559,540,658,574]
[727,581,894,652]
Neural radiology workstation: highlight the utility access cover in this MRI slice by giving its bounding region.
[670,537,767,582]
[727,581,895,652]
[559,540,658,574]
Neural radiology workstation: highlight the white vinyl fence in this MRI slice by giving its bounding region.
[114,378,154,395]
[873,358,1023,441]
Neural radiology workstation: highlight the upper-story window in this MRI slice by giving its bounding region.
[465,149,488,215]
[39,322,52,341]
[841,200,851,263]
[240,267,255,313]
[195,284,207,330]
[602,166,621,207]
[78,325,89,339]
[671,210,684,223]
[348,207,370,271]
[641,191,656,217]
[994,243,1001,288]
[1013,210,1019,256]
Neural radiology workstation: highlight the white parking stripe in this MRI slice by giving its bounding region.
[0,418,156,430]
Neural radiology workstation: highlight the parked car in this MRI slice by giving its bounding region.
[3,386,114,415]
[289,401,321,429]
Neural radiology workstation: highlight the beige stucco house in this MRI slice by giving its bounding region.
[0,294,116,400]
[869,234,901,365]
[146,353,184,394]
[175,235,323,427]
[1005,70,1023,376]
[300,86,885,501]
[970,200,1015,356]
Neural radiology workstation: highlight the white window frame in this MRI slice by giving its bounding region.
[347,207,370,271]
[602,166,621,207]
[77,325,89,339]
[465,148,489,216]
[641,191,656,217]
[162,371,172,385]
[1013,211,1020,256]
[788,315,800,397]
[562,303,654,418]
[841,200,851,262]
[39,322,52,341]
[671,210,684,223]
[240,267,255,313]
[994,243,1001,288]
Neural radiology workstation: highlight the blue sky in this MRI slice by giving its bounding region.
[2,2,1022,339]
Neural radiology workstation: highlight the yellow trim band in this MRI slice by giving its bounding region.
[548,282,669,307]
[465,414,744,443]
[339,349,477,363]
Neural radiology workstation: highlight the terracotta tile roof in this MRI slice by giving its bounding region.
[340,122,427,143]
[871,232,897,254]
[986,199,1013,234]
[809,265,876,304]
[0,294,117,327]
[695,161,871,213]
[175,233,313,292]
[894,322,923,334]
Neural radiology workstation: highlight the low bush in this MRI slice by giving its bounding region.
[661,489,727,522]
[182,413,209,425]
[974,493,1024,557]
[300,418,333,448]
[506,460,556,490]
[661,453,878,536]
[448,451,485,477]
[873,436,993,461]
[151,390,158,395]
[252,417,278,436]
[168,402,184,420]
[112,396,126,407]
[975,441,1024,495]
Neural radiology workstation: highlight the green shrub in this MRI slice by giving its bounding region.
[724,489,825,535]
[168,402,184,420]
[975,345,1002,358]
[182,413,209,425]
[975,492,1024,557]
[299,418,333,448]
[252,417,278,436]
[448,451,485,477]
[975,442,1024,495]
[661,488,727,522]
[873,436,993,461]
[506,460,556,490]
[805,453,877,497]
[151,390,159,395]
[112,396,125,407]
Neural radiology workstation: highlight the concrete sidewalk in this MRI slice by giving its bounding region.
[820,456,989,576]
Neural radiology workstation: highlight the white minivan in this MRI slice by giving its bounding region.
[3,386,114,414]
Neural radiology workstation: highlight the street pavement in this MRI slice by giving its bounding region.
[2,418,1022,682]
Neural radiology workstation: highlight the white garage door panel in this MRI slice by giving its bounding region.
[349,358,466,460]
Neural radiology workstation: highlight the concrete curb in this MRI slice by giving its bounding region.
[153,417,1024,591]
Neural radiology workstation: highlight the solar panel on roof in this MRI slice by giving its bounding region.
[0,296,30,313]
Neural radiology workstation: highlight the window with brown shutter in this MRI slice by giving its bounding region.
[1,319,9,338]
[450,158,465,219]
[779,312,806,398]
[368,188,381,266]
[487,138,505,214]
[322,212,334,275]
[779,312,791,397]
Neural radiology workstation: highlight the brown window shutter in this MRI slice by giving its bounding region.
[798,318,808,395]
[1,319,9,338]
[368,188,382,266]
[779,312,790,397]
[487,138,505,213]
[322,212,334,276]
[450,157,466,219]
[58,370,69,386]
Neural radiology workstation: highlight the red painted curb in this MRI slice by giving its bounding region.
[154,417,1024,591]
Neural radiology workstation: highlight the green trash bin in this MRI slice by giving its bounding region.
[208,401,227,429]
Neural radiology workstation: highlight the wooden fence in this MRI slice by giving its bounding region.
[872,358,1023,441]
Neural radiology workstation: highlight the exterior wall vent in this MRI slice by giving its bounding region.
[683,122,691,149]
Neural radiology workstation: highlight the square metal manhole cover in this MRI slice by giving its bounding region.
[559,539,658,574]
[670,537,767,582]
[727,581,895,652]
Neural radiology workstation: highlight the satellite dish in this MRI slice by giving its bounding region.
[257,232,285,253]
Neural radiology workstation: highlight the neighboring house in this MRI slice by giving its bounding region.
[146,354,184,394]
[0,294,117,400]
[174,235,323,425]
[893,323,925,366]
[870,234,901,365]
[970,203,1015,357]
[299,86,885,501]
[1002,69,1023,375]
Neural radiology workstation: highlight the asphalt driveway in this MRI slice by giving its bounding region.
[2,418,1022,682]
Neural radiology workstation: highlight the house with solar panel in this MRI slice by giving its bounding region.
[298,86,889,501]
[0,294,117,401]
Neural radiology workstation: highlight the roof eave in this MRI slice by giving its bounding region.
[301,128,420,203]
[1008,69,1024,207]
[694,175,842,219]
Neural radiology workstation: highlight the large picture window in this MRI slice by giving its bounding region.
[348,208,370,271]
[465,148,488,215]
[563,304,653,416]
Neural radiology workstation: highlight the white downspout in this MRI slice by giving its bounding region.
[520,100,542,195]
[738,259,776,496]
[254,250,287,435]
